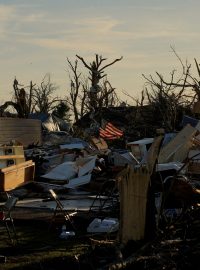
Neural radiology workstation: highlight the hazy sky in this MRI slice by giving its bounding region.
[0,0,200,103]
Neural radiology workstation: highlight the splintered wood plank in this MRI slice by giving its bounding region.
[0,155,24,159]
[146,135,163,175]
[118,166,150,243]
[158,124,197,163]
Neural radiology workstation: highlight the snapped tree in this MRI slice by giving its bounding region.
[0,73,68,118]
[66,54,123,122]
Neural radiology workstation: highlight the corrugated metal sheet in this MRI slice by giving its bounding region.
[0,117,42,146]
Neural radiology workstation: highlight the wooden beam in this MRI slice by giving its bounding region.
[0,155,24,160]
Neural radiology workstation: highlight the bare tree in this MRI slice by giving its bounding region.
[0,74,64,118]
[66,54,123,122]
[141,48,198,131]
[76,54,123,109]
[0,79,35,118]
[32,73,62,114]
[66,58,88,122]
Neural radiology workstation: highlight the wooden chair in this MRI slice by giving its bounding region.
[0,194,18,245]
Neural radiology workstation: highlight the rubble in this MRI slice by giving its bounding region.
[1,115,200,269]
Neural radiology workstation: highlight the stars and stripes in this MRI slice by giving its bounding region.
[99,122,123,140]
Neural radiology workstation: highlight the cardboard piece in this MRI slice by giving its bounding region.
[90,137,108,151]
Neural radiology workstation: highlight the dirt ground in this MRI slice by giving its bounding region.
[1,206,200,270]
[0,218,91,270]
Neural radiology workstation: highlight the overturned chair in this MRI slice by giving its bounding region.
[48,189,77,231]
[0,194,18,245]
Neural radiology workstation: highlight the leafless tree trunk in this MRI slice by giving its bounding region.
[0,74,63,117]
[66,58,85,122]
[76,54,123,109]
[66,55,123,122]
[0,79,36,118]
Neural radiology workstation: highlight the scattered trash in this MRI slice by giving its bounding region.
[59,225,75,239]
[87,218,119,233]
[1,115,200,269]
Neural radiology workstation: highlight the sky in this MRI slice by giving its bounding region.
[0,0,200,103]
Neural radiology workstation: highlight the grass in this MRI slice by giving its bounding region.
[0,219,91,270]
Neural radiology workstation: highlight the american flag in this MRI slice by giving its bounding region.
[99,122,123,139]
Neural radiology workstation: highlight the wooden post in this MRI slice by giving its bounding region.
[118,166,150,243]
[118,135,164,244]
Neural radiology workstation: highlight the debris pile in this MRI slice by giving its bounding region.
[1,115,200,269]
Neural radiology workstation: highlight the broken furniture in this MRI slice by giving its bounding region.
[127,138,154,162]
[0,145,25,169]
[0,160,35,192]
[0,194,18,245]
[48,189,77,231]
